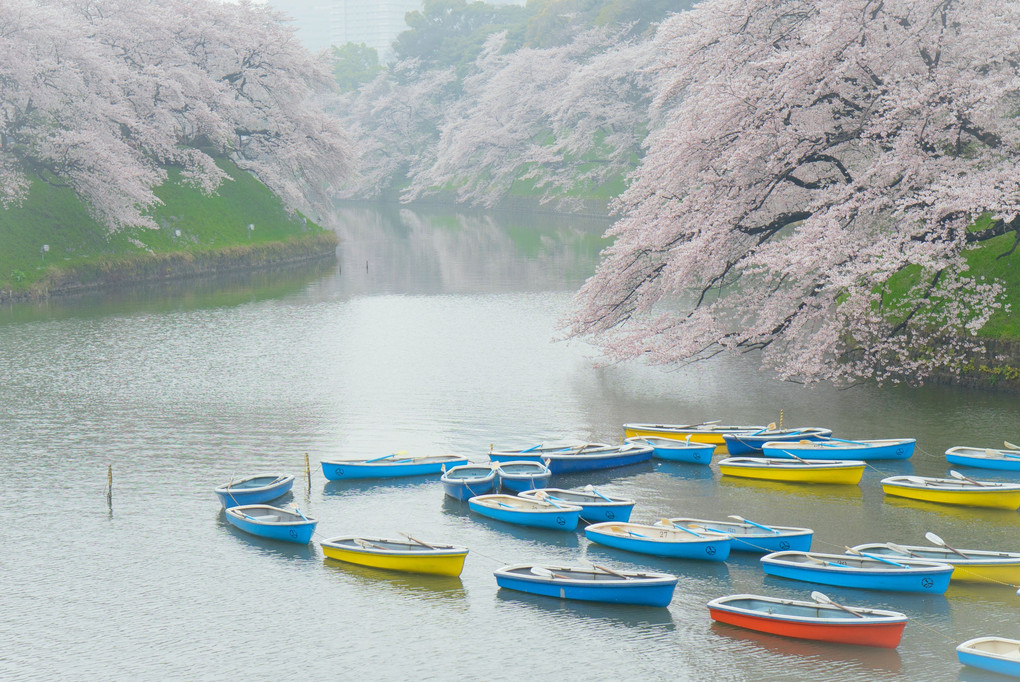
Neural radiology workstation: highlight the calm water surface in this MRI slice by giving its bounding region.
[1,206,1018,681]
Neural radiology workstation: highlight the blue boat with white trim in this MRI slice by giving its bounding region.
[723,427,833,455]
[585,521,731,561]
[760,550,953,593]
[494,563,678,607]
[946,446,1020,471]
[762,438,915,461]
[321,454,469,480]
[224,504,317,544]
[494,460,552,492]
[655,516,813,553]
[468,494,581,530]
[440,463,497,500]
[517,487,635,523]
[214,474,294,508]
[957,636,1020,677]
[626,436,715,464]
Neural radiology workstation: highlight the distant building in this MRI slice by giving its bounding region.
[267,0,523,59]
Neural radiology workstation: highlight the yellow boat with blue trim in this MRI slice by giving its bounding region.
[880,474,1020,510]
[718,457,866,484]
[320,535,469,576]
[849,542,1020,584]
[622,422,764,451]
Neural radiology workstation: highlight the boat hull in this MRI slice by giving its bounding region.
[850,543,1020,584]
[718,458,865,484]
[440,470,497,501]
[518,489,635,523]
[585,523,730,561]
[760,552,952,593]
[214,474,294,508]
[660,518,813,554]
[468,496,580,530]
[224,505,317,544]
[708,596,906,648]
[321,539,468,576]
[957,637,1020,677]
[762,439,915,461]
[496,462,552,492]
[881,479,1020,510]
[494,565,678,607]
[622,423,763,451]
[321,456,468,481]
[542,445,653,474]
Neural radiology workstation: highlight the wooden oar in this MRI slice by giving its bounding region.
[925,531,970,558]
[365,451,408,463]
[810,591,866,618]
[805,554,846,567]
[949,469,987,486]
[987,448,1020,460]
[749,422,778,436]
[1005,441,1020,451]
[662,518,704,538]
[535,490,568,510]
[845,546,908,568]
[530,566,570,580]
[885,542,921,557]
[592,563,631,579]
[728,515,779,534]
[401,532,437,549]
[777,450,812,464]
[293,507,310,522]
[354,538,388,550]
[583,484,613,502]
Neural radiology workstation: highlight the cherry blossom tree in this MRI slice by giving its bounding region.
[0,0,352,231]
[402,29,653,209]
[568,0,1020,385]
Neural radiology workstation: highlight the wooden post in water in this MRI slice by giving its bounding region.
[107,464,113,511]
[305,453,311,492]
[779,410,784,430]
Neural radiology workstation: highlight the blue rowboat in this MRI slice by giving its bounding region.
[440,463,497,501]
[517,487,635,523]
[957,636,1020,677]
[626,436,715,464]
[495,460,552,493]
[541,442,654,474]
[723,428,833,455]
[493,564,678,607]
[214,474,294,508]
[760,550,953,593]
[488,441,612,464]
[655,517,813,553]
[321,454,468,480]
[946,446,1020,471]
[468,494,581,531]
[224,504,317,544]
[585,521,731,561]
[762,438,915,461]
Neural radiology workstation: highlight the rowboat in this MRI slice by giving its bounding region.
[518,487,636,523]
[488,441,612,463]
[440,463,496,501]
[625,436,715,464]
[762,438,915,461]
[722,428,833,455]
[538,442,654,474]
[707,593,907,648]
[224,504,317,544]
[760,550,953,593]
[946,446,1020,471]
[468,494,581,530]
[320,454,468,481]
[493,564,678,607]
[214,474,294,508]
[320,535,469,576]
[622,422,763,449]
[717,457,866,485]
[655,516,813,553]
[957,636,1020,677]
[494,460,551,492]
[849,542,1020,584]
[585,521,731,561]
[880,475,1020,510]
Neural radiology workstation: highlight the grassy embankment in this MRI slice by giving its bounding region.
[0,159,337,301]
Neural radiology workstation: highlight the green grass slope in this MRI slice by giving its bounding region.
[0,159,335,294]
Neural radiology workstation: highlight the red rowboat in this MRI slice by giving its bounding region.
[707,592,907,648]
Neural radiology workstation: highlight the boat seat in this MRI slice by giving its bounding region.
[252,515,278,522]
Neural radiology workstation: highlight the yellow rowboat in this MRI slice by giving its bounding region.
[850,542,1020,584]
[717,457,866,485]
[880,475,1020,510]
[622,422,764,451]
[320,535,469,576]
